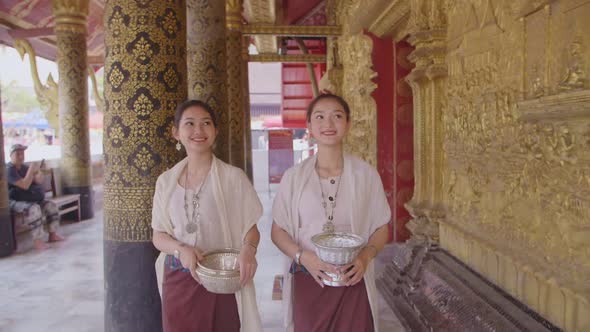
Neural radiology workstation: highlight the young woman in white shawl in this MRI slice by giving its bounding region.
[271,94,391,332]
[151,100,263,332]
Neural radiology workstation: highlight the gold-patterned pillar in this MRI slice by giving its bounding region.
[103,1,186,331]
[225,0,247,171]
[0,87,14,257]
[403,0,447,245]
[186,0,229,162]
[52,0,93,220]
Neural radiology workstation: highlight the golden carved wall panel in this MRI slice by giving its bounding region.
[322,0,378,166]
[339,32,377,166]
[443,0,590,330]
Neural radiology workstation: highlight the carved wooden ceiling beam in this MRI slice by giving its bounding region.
[8,27,54,39]
[243,24,341,37]
[248,53,325,63]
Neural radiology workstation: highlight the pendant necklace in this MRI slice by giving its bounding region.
[316,160,343,233]
[184,166,209,234]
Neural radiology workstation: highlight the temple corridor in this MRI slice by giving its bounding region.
[0,187,404,332]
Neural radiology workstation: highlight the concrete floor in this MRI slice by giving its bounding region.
[0,190,404,332]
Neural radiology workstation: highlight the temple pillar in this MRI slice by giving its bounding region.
[241,36,253,180]
[0,88,14,257]
[403,1,447,245]
[186,0,229,162]
[103,1,186,331]
[391,40,415,243]
[225,0,248,172]
[52,0,94,220]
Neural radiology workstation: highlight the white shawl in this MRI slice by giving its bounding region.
[272,154,391,331]
[152,156,263,332]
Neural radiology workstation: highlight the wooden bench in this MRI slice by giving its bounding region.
[42,168,81,222]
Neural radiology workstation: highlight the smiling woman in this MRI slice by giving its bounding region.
[271,93,391,332]
[151,99,264,332]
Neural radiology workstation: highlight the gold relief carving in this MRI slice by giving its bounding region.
[531,64,545,98]
[517,89,590,121]
[367,0,411,39]
[443,1,590,329]
[339,32,377,166]
[13,39,59,135]
[187,0,228,162]
[242,24,342,37]
[558,37,587,91]
[524,6,549,99]
[104,0,186,241]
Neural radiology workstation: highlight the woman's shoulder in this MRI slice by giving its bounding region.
[282,155,315,180]
[156,159,186,185]
[214,157,250,182]
[346,154,380,177]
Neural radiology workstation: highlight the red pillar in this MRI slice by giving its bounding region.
[368,32,395,241]
[392,40,414,242]
[369,31,414,242]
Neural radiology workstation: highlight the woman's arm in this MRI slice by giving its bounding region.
[342,223,389,286]
[152,230,203,282]
[271,221,338,287]
[238,224,260,286]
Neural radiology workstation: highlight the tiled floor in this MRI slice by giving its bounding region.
[0,190,404,332]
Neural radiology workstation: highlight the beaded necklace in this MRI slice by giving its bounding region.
[315,160,343,233]
[183,167,209,234]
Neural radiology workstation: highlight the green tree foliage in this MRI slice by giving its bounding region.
[0,80,41,114]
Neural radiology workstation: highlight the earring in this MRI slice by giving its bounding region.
[176,141,182,151]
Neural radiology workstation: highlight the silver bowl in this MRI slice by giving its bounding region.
[323,270,348,287]
[311,232,365,266]
[196,248,242,294]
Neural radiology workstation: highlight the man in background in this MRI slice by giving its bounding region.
[6,144,64,250]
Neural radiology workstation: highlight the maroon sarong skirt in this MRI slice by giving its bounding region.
[162,255,240,332]
[293,271,374,332]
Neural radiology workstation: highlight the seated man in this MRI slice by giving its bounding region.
[6,144,64,250]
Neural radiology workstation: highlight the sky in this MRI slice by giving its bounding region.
[0,45,59,88]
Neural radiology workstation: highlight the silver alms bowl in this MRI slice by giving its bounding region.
[196,248,242,294]
[311,232,365,266]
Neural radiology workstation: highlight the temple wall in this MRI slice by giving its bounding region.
[442,1,590,330]
[333,0,590,330]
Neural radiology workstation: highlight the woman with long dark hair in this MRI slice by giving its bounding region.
[152,100,262,331]
[271,94,390,331]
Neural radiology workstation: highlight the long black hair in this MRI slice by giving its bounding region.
[174,100,218,128]
[306,93,351,123]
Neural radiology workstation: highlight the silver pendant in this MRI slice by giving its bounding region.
[186,222,198,234]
